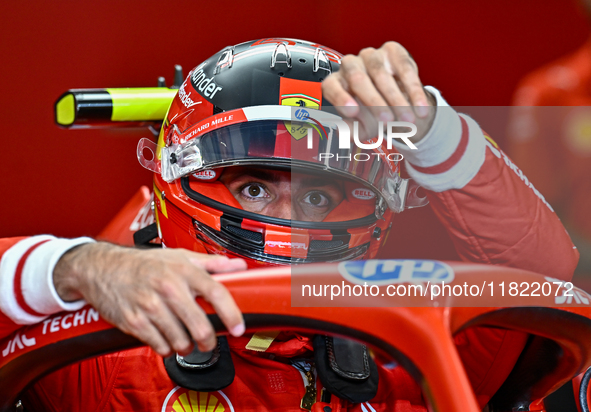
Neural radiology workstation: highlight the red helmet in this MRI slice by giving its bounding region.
[138,38,426,267]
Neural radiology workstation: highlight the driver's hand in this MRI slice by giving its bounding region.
[53,242,247,357]
[322,41,436,142]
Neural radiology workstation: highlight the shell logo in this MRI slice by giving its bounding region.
[162,387,234,412]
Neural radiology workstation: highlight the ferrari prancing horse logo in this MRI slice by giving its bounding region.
[281,94,321,141]
[280,93,320,109]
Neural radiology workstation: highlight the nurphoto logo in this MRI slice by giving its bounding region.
[296,108,417,163]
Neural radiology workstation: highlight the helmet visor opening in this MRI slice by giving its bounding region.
[186,165,379,226]
[140,106,424,215]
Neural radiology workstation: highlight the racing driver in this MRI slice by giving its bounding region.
[0,39,580,411]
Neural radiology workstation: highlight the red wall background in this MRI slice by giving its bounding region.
[1,0,589,259]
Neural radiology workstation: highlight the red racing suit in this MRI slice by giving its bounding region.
[507,37,591,277]
[0,87,579,411]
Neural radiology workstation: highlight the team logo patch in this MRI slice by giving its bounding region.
[162,387,234,412]
[294,108,310,120]
[338,259,454,286]
[281,94,320,109]
[279,77,323,141]
[282,101,319,141]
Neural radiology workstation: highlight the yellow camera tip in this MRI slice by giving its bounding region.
[55,94,75,126]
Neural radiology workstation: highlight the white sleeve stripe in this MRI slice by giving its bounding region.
[390,86,462,167]
[0,236,94,325]
[405,114,487,192]
[0,236,55,324]
[23,237,93,315]
[411,115,469,175]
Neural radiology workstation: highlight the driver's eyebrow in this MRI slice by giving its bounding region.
[300,177,344,190]
[233,169,342,190]
[237,169,281,184]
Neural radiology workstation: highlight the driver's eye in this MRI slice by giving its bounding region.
[303,192,329,207]
[242,184,268,199]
